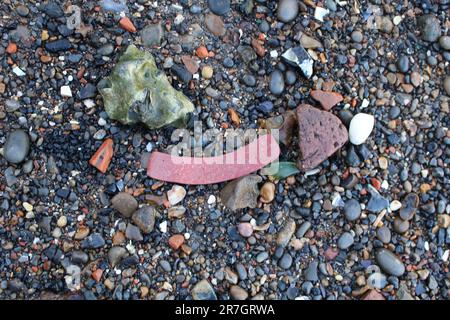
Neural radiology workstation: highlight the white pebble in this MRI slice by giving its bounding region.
[207,195,216,204]
[314,7,330,22]
[360,98,369,109]
[159,220,168,233]
[60,85,72,97]
[184,232,190,240]
[349,113,375,145]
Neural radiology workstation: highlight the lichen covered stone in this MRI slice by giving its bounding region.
[98,45,194,129]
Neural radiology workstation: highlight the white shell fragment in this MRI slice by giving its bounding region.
[349,113,375,145]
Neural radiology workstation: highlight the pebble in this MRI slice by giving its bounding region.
[375,248,405,277]
[260,182,275,203]
[279,253,293,269]
[167,185,186,206]
[220,175,262,211]
[399,193,419,221]
[60,86,72,97]
[132,206,156,234]
[111,193,138,218]
[351,31,363,43]
[229,285,248,300]
[81,233,105,249]
[3,130,30,164]
[349,113,375,145]
[208,0,230,16]
[205,13,226,37]
[276,219,296,248]
[141,23,163,47]
[337,232,354,250]
[202,66,214,79]
[418,14,442,42]
[192,280,217,300]
[268,70,285,95]
[439,36,450,51]
[168,234,185,250]
[376,226,391,244]
[344,199,361,221]
[126,224,143,241]
[277,0,299,23]
[444,76,450,96]
[393,217,409,234]
[304,261,319,281]
[396,55,410,73]
[237,223,253,238]
[108,247,128,267]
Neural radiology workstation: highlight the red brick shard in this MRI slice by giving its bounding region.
[147,134,280,185]
[310,90,343,111]
[89,138,114,173]
[296,104,348,170]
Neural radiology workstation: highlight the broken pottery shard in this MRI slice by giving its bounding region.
[147,133,280,185]
[89,138,113,173]
[296,104,348,170]
[97,45,194,129]
[310,90,343,111]
[281,47,314,79]
[220,175,262,211]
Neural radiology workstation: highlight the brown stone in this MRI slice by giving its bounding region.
[324,247,339,260]
[181,55,200,74]
[310,90,343,111]
[168,234,185,250]
[296,104,348,170]
[228,108,240,127]
[251,39,265,57]
[92,269,103,282]
[204,13,226,37]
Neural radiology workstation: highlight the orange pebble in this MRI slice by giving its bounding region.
[370,178,381,190]
[92,269,103,282]
[196,46,209,59]
[6,43,17,54]
[119,17,136,33]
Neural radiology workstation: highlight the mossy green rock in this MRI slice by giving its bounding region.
[98,45,194,129]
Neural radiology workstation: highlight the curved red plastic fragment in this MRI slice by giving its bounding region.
[147,133,280,185]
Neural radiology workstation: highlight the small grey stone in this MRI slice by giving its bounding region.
[131,206,156,234]
[3,130,30,164]
[376,248,405,277]
[279,253,292,269]
[269,70,285,95]
[141,23,163,47]
[108,247,128,267]
[111,192,138,218]
[125,223,143,241]
[304,261,319,281]
[337,232,354,249]
[277,0,299,23]
[344,199,361,221]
